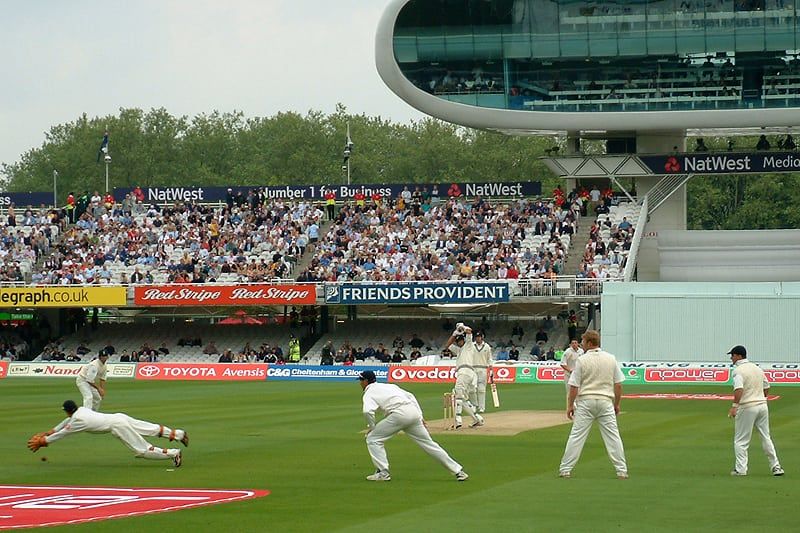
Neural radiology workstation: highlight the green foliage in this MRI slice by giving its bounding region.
[1,106,556,197]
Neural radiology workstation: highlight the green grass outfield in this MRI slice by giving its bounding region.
[2,379,798,532]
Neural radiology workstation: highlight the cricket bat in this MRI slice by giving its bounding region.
[489,369,500,408]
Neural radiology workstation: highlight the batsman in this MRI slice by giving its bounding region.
[446,324,484,429]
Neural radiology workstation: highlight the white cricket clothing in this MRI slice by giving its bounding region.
[76,359,107,410]
[732,359,769,406]
[560,347,627,476]
[568,348,624,401]
[361,383,463,475]
[461,334,493,411]
[731,359,781,474]
[46,407,184,461]
[561,346,584,395]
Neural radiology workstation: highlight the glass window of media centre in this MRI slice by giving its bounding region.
[393,0,800,112]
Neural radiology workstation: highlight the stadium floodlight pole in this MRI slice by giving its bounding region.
[104,154,111,194]
[53,169,58,207]
[343,122,353,186]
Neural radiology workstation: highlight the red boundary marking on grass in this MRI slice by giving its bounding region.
[0,485,270,530]
[623,393,780,401]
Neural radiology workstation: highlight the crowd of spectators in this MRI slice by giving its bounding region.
[0,205,66,282]
[297,192,580,283]
[27,189,322,285]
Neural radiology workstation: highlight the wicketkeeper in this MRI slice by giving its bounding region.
[27,400,189,467]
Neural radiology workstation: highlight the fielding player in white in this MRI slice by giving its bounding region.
[27,400,189,467]
[560,339,584,410]
[358,371,469,482]
[76,351,109,410]
[446,324,484,429]
[558,330,628,479]
[461,326,493,413]
[727,345,784,476]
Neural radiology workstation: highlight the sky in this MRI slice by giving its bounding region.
[0,0,424,169]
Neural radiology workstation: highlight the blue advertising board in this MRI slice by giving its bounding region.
[640,152,800,175]
[0,192,53,207]
[265,365,388,382]
[113,181,541,203]
[324,282,510,305]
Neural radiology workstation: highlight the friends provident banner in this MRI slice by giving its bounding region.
[324,282,509,305]
[134,284,316,306]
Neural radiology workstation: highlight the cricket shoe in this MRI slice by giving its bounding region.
[448,424,462,430]
[366,471,391,481]
[730,470,746,476]
[558,471,571,478]
[455,470,469,481]
[772,466,785,476]
[470,416,485,428]
[180,431,189,447]
[173,451,183,468]
[616,472,629,480]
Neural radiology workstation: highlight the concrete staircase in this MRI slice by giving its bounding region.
[292,219,335,278]
[562,218,592,275]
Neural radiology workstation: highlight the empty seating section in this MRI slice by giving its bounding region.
[35,323,291,363]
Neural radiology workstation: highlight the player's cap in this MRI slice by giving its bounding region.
[454,334,465,343]
[727,345,747,357]
[474,330,484,338]
[62,400,78,412]
[357,370,376,383]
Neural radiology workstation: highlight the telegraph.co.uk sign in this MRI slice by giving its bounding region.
[324,282,509,305]
[640,152,800,175]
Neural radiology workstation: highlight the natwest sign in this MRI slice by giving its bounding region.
[644,368,730,383]
[389,366,457,383]
[134,284,316,306]
[135,363,267,381]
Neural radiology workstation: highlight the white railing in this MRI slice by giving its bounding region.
[624,195,647,282]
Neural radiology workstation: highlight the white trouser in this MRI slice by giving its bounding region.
[109,413,183,460]
[366,404,462,475]
[564,375,572,409]
[454,368,480,426]
[559,398,627,476]
[734,402,781,474]
[474,368,487,412]
[76,379,102,411]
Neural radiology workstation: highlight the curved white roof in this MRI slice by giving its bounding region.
[375,0,800,133]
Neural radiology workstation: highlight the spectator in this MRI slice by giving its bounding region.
[535,327,549,344]
[203,341,220,355]
[529,343,542,360]
[119,350,131,363]
[218,349,233,363]
[508,344,520,361]
[756,135,771,151]
[158,342,170,355]
[102,343,116,356]
[76,342,91,356]
[495,346,510,361]
[544,347,556,361]
[511,323,524,341]
[408,334,425,350]
[391,349,405,363]
[694,138,708,152]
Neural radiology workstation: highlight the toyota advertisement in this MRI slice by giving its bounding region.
[133,284,317,306]
[135,363,267,381]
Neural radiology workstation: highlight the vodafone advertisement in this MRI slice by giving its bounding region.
[133,284,317,306]
[135,363,267,381]
[387,366,517,384]
[0,361,7,379]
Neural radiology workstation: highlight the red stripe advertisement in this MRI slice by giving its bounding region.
[133,284,316,306]
[135,363,267,381]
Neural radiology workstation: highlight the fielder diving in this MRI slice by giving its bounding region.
[27,400,189,467]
